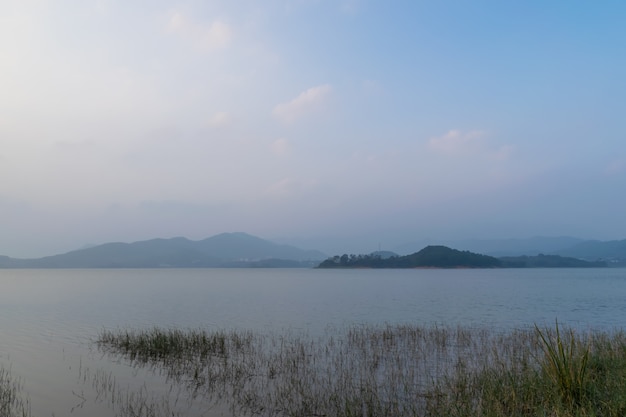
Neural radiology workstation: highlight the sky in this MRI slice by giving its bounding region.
[1,0,626,258]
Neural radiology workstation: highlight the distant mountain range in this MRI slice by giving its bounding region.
[1,233,624,269]
[0,232,327,268]
[394,237,626,264]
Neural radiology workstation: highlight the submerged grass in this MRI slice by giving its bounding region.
[97,324,626,417]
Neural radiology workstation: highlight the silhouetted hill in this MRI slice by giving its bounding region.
[0,255,23,268]
[0,233,326,268]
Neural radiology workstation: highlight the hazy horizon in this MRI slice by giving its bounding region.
[2,1,625,258]
[0,231,613,260]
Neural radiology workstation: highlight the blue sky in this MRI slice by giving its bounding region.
[1,0,625,257]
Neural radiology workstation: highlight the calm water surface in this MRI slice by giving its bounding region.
[0,268,625,416]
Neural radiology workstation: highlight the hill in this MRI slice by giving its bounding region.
[317,246,501,268]
[0,233,326,268]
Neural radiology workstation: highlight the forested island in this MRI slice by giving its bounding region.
[317,245,607,268]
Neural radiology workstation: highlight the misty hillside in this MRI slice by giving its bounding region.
[554,239,626,262]
[0,233,327,268]
[467,237,626,264]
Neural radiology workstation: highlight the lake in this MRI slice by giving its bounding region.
[1,267,625,416]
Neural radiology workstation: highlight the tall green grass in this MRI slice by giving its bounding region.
[535,321,590,407]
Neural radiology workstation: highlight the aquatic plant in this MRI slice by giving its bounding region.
[0,368,31,417]
[96,324,626,417]
[535,321,589,407]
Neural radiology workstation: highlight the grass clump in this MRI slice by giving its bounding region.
[98,327,253,359]
[97,324,626,417]
[535,321,590,408]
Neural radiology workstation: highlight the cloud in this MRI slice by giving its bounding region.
[428,129,513,161]
[273,84,332,123]
[167,11,232,51]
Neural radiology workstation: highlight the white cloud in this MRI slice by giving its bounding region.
[428,129,513,161]
[273,84,332,123]
[167,11,232,51]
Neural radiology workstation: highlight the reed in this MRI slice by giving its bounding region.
[535,321,590,407]
[0,368,31,417]
[96,324,626,417]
